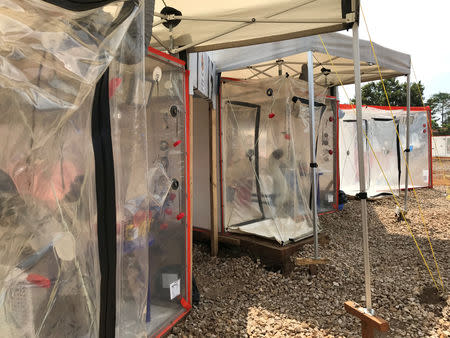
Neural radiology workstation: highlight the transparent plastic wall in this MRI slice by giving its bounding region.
[399,109,431,189]
[144,50,190,335]
[338,111,369,195]
[367,118,401,194]
[0,0,139,336]
[220,77,328,244]
[316,97,338,212]
[108,5,152,337]
[339,106,431,197]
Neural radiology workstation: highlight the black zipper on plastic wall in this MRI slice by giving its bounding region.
[91,68,117,338]
[395,122,401,191]
[227,101,265,218]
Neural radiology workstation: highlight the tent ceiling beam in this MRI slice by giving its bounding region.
[314,55,339,68]
[154,13,349,25]
[153,19,165,28]
[247,64,277,79]
[284,63,299,74]
[151,33,170,52]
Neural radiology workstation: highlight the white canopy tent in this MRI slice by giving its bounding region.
[151,0,357,53]
[208,32,410,86]
[149,0,393,313]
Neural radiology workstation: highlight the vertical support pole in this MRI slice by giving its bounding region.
[278,60,283,76]
[307,51,319,260]
[404,74,411,211]
[210,104,219,256]
[353,22,372,311]
[189,94,194,283]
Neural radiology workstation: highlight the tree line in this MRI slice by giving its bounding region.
[351,78,450,135]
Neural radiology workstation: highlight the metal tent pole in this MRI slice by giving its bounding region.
[404,74,411,211]
[352,22,372,311]
[307,51,319,259]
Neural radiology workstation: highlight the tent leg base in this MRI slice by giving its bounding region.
[344,301,389,338]
[193,229,329,274]
[295,257,329,275]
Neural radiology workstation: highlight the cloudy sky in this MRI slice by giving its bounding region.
[339,0,450,103]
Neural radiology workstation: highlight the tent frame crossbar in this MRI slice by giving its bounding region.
[154,13,351,25]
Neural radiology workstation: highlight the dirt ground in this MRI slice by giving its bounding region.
[172,167,449,337]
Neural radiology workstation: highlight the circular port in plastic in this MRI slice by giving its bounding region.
[170,105,178,117]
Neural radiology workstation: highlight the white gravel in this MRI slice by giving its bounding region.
[171,187,449,337]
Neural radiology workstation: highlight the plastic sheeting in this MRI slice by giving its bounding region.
[109,6,151,337]
[432,136,450,158]
[220,77,332,244]
[0,0,142,336]
[339,105,432,197]
[317,97,338,212]
[144,48,190,335]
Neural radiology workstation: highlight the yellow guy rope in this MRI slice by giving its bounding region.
[317,34,441,291]
[360,6,444,291]
[410,62,449,184]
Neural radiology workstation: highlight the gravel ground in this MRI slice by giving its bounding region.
[433,158,450,186]
[172,187,449,337]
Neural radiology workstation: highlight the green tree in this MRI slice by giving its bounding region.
[426,92,450,127]
[352,78,425,107]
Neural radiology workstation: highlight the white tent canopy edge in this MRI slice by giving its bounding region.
[151,0,358,53]
[207,32,410,85]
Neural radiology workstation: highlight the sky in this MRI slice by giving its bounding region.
[338,0,450,103]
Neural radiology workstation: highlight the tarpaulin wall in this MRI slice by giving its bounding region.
[339,105,432,197]
[144,48,191,336]
[220,77,335,244]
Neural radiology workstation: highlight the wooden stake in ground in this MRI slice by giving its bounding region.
[294,257,329,275]
[344,301,389,338]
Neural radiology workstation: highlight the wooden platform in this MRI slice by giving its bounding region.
[193,229,329,274]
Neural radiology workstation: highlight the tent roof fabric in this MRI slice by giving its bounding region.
[151,0,358,52]
[209,32,410,86]
[339,104,429,119]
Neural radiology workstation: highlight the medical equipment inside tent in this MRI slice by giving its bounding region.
[339,105,432,197]
[0,1,190,337]
[219,76,330,244]
[143,48,191,336]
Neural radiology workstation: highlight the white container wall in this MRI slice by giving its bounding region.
[339,105,432,197]
[432,136,450,158]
